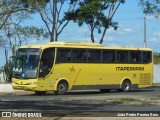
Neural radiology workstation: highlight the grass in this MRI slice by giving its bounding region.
[108,101,124,105]
[119,98,140,102]
[140,102,151,106]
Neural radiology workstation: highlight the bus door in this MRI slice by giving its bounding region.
[38,48,55,91]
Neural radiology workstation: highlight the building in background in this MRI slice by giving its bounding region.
[0,71,5,82]
[154,64,160,84]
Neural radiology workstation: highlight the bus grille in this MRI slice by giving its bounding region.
[139,73,151,85]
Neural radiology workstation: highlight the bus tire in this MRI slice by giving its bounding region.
[100,89,111,93]
[55,81,68,95]
[35,91,46,95]
[121,80,131,92]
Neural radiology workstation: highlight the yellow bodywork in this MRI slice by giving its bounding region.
[12,42,153,92]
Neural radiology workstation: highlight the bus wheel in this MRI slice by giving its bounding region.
[55,81,68,95]
[35,91,46,95]
[100,89,111,93]
[121,80,131,92]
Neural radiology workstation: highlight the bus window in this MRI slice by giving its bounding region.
[39,48,54,77]
[57,49,71,63]
[102,50,115,63]
[72,49,87,62]
[130,51,141,63]
[88,50,101,63]
[143,51,152,63]
[116,51,129,63]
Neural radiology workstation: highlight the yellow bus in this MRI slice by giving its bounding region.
[12,42,153,95]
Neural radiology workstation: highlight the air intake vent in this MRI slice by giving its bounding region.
[139,73,151,85]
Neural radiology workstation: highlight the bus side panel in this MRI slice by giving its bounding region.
[71,63,153,90]
[45,63,153,91]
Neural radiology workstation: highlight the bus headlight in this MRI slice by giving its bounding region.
[28,82,37,85]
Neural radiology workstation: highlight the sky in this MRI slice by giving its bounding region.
[0,0,160,67]
[24,0,160,51]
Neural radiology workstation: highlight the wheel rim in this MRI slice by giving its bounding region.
[122,81,130,91]
[57,82,68,95]
[58,84,66,92]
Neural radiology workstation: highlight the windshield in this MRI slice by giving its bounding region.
[13,48,41,79]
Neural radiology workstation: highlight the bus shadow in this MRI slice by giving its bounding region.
[129,89,154,92]
[19,88,155,96]
[65,89,155,95]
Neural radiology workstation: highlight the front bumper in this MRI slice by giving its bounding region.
[12,84,38,91]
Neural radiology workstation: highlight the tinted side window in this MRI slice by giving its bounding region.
[130,51,141,63]
[39,48,54,77]
[102,50,115,63]
[116,51,129,63]
[88,50,101,62]
[72,49,87,62]
[57,49,71,63]
[143,51,152,63]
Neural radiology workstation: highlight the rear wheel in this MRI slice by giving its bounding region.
[35,91,46,95]
[121,80,131,92]
[55,81,68,95]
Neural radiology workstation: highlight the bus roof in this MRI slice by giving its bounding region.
[19,42,152,51]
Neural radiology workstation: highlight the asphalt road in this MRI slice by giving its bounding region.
[0,87,160,117]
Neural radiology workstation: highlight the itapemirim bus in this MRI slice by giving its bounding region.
[12,42,153,95]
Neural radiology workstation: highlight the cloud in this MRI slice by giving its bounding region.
[146,15,160,20]
[149,37,159,42]
[149,32,160,42]
[123,28,133,32]
[117,28,133,35]
[103,36,114,41]
[77,28,89,34]
[146,15,155,20]
[107,43,119,46]
[107,27,134,35]
[153,32,160,37]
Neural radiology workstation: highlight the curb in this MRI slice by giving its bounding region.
[0,84,22,92]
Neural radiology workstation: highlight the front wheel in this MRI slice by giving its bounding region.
[121,80,131,92]
[55,81,68,95]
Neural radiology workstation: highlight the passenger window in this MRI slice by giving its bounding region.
[130,51,141,63]
[88,50,101,62]
[116,51,129,63]
[102,50,115,63]
[72,49,87,62]
[39,48,54,77]
[143,51,152,63]
[56,49,71,63]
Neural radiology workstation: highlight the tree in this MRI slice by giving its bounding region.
[154,52,160,64]
[65,0,125,44]
[21,0,77,42]
[0,0,49,82]
[1,0,78,42]
[0,0,33,29]
[139,0,160,17]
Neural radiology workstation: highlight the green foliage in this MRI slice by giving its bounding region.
[14,26,49,40]
[3,47,14,82]
[20,0,50,9]
[139,0,160,17]
[65,0,125,43]
[154,52,160,64]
